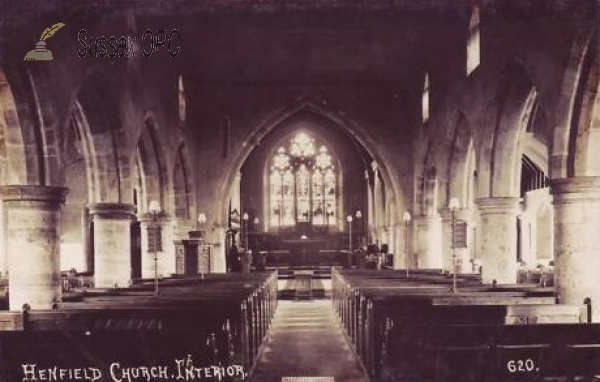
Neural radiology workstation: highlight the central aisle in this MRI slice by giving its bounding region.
[248,300,368,382]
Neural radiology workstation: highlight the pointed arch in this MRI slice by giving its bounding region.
[172,143,192,219]
[76,68,124,202]
[69,101,101,202]
[0,69,28,184]
[219,97,406,229]
[551,25,597,178]
[447,113,476,209]
[477,62,537,198]
[569,32,600,176]
[134,117,169,214]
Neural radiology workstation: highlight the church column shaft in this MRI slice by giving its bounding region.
[551,177,600,322]
[415,175,443,269]
[89,203,135,288]
[1,185,68,310]
[476,197,520,284]
[415,215,443,269]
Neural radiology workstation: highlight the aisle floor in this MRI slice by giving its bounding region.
[248,300,368,382]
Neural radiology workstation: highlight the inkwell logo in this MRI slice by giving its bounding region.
[23,23,65,61]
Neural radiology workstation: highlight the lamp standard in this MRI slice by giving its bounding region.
[472,220,477,270]
[355,210,363,247]
[242,212,249,251]
[403,211,411,277]
[347,215,353,251]
[449,197,461,293]
[197,212,208,279]
[148,200,161,296]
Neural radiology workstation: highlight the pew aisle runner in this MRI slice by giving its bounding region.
[248,300,368,382]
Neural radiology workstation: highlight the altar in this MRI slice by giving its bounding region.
[249,233,352,267]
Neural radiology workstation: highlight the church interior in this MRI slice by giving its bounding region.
[0,0,599,381]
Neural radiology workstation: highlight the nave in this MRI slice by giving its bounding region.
[249,300,367,382]
[0,1,599,381]
[3,266,600,382]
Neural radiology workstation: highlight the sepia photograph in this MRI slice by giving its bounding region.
[0,0,599,381]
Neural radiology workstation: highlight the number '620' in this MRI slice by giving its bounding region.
[507,359,537,373]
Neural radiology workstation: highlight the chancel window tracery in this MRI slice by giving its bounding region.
[269,132,337,230]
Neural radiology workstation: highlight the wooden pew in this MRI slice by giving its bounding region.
[331,268,565,380]
[0,271,278,378]
[384,323,600,382]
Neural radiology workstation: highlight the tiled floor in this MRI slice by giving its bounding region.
[248,300,368,382]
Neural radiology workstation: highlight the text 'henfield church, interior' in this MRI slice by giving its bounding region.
[0,0,599,381]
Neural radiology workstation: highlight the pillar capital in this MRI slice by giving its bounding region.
[550,176,600,200]
[475,197,521,213]
[0,185,68,205]
[88,202,136,219]
[439,207,470,221]
[414,214,441,224]
[138,213,172,225]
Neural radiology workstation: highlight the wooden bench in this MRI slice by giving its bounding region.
[384,323,600,381]
[0,271,278,375]
[331,268,570,380]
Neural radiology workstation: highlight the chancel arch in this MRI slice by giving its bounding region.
[224,98,406,253]
[237,105,397,263]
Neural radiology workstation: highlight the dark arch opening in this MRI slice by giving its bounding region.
[239,109,373,259]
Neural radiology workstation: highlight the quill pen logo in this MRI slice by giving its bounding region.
[24,23,65,61]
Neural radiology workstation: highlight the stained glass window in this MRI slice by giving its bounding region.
[269,132,337,230]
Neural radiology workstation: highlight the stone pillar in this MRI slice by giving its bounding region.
[1,185,68,310]
[210,226,227,273]
[414,170,443,269]
[414,215,443,269]
[89,203,135,288]
[551,177,600,322]
[395,221,412,270]
[140,216,175,279]
[476,197,520,284]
